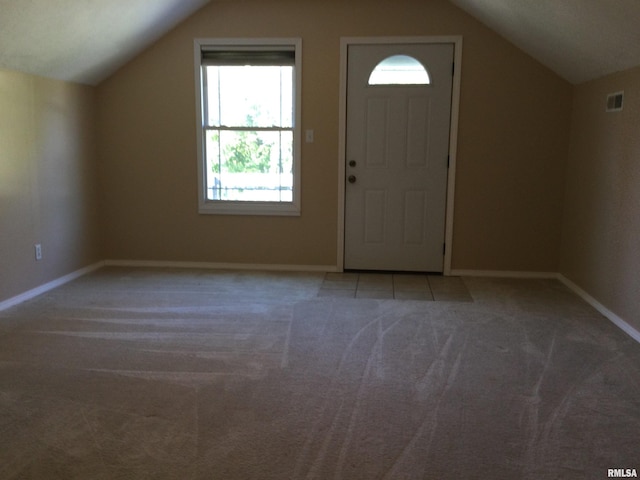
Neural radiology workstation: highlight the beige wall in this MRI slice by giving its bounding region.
[0,69,101,303]
[96,0,572,271]
[2,0,637,346]
[561,65,640,331]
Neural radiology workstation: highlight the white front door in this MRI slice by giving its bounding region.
[344,43,454,272]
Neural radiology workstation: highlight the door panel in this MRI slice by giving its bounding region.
[404,190,426,244]
[364,190,386,244]
[365,98,389,167]
[344,43,454,272]
[406,98,430,167]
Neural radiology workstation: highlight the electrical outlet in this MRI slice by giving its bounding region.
[34,244,42,261]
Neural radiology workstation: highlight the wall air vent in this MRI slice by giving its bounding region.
[606,91,624,112]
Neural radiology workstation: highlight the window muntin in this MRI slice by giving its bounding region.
[368,55,430,85]
[195,40,301,215]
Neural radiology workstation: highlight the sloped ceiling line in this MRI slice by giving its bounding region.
[1,0,640,85]
[0,0,210,85]
[449,0,640,84]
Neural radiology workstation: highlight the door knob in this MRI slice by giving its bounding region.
[348,175,356,184]
[349,160,357,167]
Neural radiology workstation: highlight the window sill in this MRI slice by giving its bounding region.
[198,201,301,216]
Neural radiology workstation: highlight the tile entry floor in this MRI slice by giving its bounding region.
[318,272,473,301]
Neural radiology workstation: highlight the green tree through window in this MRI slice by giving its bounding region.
[210,113,274,175]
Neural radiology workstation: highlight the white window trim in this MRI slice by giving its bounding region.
[194,38,302,216]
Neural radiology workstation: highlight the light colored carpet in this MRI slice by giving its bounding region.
[0,267,638,479]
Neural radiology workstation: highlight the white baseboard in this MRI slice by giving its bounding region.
[104,259,338,273]
[0,261,105,311]
[0,260,335,311]
[4,261,638,345]
[558,274,640,344]
[450,269,558,279]
[451,269,640,344]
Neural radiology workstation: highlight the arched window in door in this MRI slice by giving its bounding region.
[368,55,431,85]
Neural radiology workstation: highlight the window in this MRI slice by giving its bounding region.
[195,39,302,215]
[368,55,430,85]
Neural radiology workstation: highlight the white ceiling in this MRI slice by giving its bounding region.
[0,0,210,85]
[1,0,639,85]
[450,0,640,84]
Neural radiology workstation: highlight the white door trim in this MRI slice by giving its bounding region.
[337,36,463,275]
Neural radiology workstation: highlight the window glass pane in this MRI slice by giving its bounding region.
[368,55,430,85]
[205,66,293,127]
[205,67,220,126]
[205,130,293,202]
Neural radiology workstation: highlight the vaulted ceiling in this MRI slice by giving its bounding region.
[450,0,640,84]
[1,0,639,86]
[0,0,210,85]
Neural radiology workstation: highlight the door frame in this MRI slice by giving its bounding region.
[337,36,463,275]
